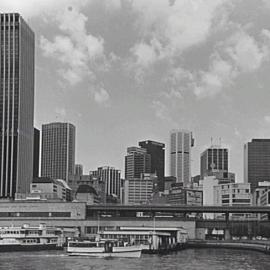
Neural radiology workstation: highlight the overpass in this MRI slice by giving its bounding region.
[86,204,270,215]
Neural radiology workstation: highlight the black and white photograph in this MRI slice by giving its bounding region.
[1,0,270,269]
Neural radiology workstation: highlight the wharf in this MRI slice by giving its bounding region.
[187,240,270,254]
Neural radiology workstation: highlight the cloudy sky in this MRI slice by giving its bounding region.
[2,0,270,180]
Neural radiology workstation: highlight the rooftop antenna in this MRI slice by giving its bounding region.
[210,137,213,148]
[219,137,222,148]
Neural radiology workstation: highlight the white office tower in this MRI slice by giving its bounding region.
[170,130,194,186]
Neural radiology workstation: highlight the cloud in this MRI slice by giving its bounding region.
[131,40,161,68]
[264,115,270,123]
[55,107,67,119]
[93,87,110,106]
[152,100,176,125]
[0,0,87,18]
[194,54,234,98]
[193,29,270,98]
[0,0,121,19]
[129,0,226,69]
[225,30,268,73]
[163,67,194,98]
[40,7,105,86]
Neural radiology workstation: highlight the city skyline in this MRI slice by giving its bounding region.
[2,1,270,181]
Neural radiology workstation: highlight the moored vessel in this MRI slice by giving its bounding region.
[67,239,142,258]
[0,223,64,251]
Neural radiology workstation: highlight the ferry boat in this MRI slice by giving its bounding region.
[0,224,64,252]
[67,239,142,258]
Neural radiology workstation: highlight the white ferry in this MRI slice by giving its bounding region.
[67,239,142,258]
[0,224,64,252]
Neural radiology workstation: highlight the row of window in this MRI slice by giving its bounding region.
[0,212,71,217]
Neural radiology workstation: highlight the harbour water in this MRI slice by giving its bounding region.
[0,249,269,270]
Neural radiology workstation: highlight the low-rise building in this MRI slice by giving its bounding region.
[124,173,156,205]
[214,182,252,220]
[254,181,270,220]
[75,185,99,205]
[30,177,72,201]
[167,184,203,206]
[164,176,177,194]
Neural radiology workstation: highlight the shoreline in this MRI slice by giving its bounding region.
[186,240,270,254]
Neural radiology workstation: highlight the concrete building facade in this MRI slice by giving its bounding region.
[31,177,72,201]
[41,122,75,182]
[167,185,203,206]
[124,173,155,205]
[170,130,194,186]
[90,166,121,199]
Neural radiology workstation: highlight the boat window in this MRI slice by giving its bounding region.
[69,242,98,248]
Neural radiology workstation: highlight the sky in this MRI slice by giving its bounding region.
[1,0,270,181]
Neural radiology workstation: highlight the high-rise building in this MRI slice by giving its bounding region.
[33,128,40,178]
[41,122,75,182]
[125,147,151,179]
[90,166,121,199]
[139,140,165,191]
[75,164,83,176]
[170,130,194,186]
[0,13,35,198]
[200,146,228,178]
[244,139,270,190]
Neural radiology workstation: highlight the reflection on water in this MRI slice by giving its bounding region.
[0,249,269,270]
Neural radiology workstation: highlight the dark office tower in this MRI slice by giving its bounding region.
[41,122,75,182]
[0,14,35,198]
[139,140,165,191]
[244,139,270,190]
[200,147,228,178]
[33,128,40,178]
[90,166,121,198]
[125,147,151,179]
[75,164,83,176]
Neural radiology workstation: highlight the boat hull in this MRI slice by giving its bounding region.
[67,245,142,258]
[0,244,61,252]
[68,249,142,258]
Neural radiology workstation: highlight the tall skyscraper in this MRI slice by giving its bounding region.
[33,128,40,178]
[125,147,151,179]
[75,164,83,176]
[244,139,270,190]
[200,146,228,178]
[139,140,165,191]
[41,122,75,182]
[170,129,194,186]
[90,166,121,199]
[0,13,35,198]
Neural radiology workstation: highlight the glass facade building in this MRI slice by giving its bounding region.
[125,147,151,180]
[0,13,35,198]
[244,139,270,190]
[139,140,165,191]
[200,147,228,178]
[33,128,40,178]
